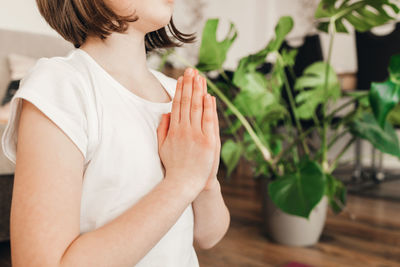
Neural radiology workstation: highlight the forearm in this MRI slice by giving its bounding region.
[192,178,230,250]
[60,178,198,267]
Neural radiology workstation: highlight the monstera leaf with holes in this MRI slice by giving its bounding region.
[315,0,400,33]
[196,19,237,72]
[294,62,341,120]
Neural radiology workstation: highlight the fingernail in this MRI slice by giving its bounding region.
[185,68,193,75]
[195,75,201,83]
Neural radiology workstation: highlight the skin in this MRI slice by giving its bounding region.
[10,0,229,266]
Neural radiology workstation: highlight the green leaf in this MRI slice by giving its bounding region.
[268,159,327,218]
[350,113,400,157]
[325,174,346,214]
[268,16,295,52]
[281,48,298,68]
[221,139,242,177]
[294,62,341,119]
[196,19,238,72]
[233,90,275,117]
[315,0,399,33]
[389,54,400,84]
[344,91,370,108]
[270,139,283,156]
[232,16,294,89]
[240,72,269,94]
[369,80,400,128]
[222,118,241,135]
[388,104,400,127]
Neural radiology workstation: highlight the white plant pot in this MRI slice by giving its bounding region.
[259,178,328,246]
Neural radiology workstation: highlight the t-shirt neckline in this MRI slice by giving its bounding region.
[75,48,173,110]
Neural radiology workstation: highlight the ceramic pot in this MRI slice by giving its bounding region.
[259,178,328,246]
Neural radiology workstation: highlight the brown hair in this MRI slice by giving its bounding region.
[35,0,195,51]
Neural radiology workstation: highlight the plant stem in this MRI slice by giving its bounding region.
[326,93,367,122]
[219,101,241,143]
[273,125,316,166]
[321,18,336,172]
[328,136,357,174]
[314,129,349,162]
[278,55,310,155]
[219,69,231,83]
[328,129,349,149]
[219,69,269,149]
[207,80,272,160]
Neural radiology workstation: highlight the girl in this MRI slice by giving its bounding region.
[1,0,230,266]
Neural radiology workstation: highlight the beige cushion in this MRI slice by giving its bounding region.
[8,53,38,80]
[0,28,74,112]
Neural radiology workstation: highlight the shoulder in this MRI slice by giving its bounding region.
[18,55,89,100]
[23,53,85,85]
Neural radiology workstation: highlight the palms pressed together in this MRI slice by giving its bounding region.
[157,68,221,192]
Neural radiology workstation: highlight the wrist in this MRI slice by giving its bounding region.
[163,174,203,201]
[203,177,220,192]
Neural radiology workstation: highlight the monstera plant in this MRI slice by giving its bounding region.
[170,0,400,220]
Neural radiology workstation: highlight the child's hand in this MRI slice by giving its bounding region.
[156,68,218,195]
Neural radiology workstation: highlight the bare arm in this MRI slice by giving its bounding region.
[11,100,199,267]
[192,178,230,249]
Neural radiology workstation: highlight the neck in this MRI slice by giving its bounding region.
[79,27,149,80]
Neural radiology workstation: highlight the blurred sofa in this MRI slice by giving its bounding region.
[0,28,73,242]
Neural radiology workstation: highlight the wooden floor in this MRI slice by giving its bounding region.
[1,164,400,267]
[195,164,400,267]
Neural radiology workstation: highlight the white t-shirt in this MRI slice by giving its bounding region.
[1,48,199,267]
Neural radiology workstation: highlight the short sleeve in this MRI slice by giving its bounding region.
[1,58,91,165]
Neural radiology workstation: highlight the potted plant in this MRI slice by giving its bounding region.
[169,0,400,246]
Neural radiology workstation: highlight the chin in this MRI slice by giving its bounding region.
[132,6,173,33]
[135,14,172,33]
[108,0,173,33]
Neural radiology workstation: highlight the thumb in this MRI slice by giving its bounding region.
[157,113,171,150]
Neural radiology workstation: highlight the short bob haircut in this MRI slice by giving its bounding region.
[36,0,195,51]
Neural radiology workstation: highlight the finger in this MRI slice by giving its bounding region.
[171,76,183,126]
[191,75,204,130]
[213,97,220,139]
[202,76,207,95]
[194,69,199,76]
[213,97,221,173]
[157,113,170,151]
[181,68,195,124]
[202,94,214,136]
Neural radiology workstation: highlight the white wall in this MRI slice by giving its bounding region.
[0,0,59,37]
[173,0,277,70]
